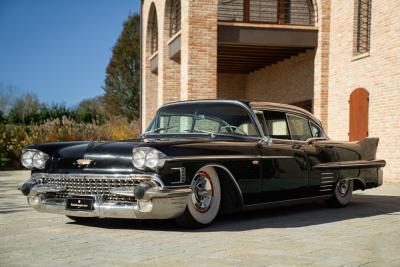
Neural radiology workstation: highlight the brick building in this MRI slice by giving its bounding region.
[140,0,400,181]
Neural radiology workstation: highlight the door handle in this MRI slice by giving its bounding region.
[292,144,302,149]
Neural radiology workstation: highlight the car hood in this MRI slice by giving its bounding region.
[27,140,141,173]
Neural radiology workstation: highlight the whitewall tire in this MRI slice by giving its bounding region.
[176,166,221,228]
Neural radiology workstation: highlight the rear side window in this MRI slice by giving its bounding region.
[287,114,312,141]
[263,111,290,140]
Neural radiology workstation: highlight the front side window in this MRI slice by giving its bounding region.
[263,111,290,140]
[287,114,312,141]
[148,103,259,137]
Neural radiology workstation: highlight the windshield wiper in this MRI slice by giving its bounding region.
[142,126,176,137]
[184,129,217,138]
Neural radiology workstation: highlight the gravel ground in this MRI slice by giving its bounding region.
[1,170,400,267]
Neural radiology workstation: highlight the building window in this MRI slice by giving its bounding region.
[218,0,314,25]
[355,0,372,55]
[169,0,181,37]
[150,10,158,54]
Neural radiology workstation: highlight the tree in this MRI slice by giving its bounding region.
[0,110,4,124]
[7,93,40,124]
[0,83,19,116]
[75,96,106,124]
[103,14,140,121]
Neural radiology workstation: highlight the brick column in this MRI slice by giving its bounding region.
[313,0,331,130]
[181,0,218,100]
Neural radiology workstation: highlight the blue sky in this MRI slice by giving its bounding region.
[0,0,140,106]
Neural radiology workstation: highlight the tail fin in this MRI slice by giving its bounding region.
[358,138,379,160]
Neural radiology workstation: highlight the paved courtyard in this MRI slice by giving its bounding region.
[1,171,399,267]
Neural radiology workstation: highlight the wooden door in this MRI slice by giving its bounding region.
[349,88,369,141]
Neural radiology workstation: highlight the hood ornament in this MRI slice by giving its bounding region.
[75,159,93,167]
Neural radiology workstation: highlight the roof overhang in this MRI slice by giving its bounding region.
[218,23,318,73]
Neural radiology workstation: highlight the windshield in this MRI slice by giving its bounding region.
[146,102,260,137]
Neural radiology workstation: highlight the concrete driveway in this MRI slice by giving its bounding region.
[1,171,400,267]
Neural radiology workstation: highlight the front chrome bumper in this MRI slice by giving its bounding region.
[21,173,191,220]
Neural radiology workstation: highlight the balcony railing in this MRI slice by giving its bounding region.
[218,0,315,26]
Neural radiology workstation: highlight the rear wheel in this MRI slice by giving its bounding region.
[176,166,221,228]
[325,179,353,207]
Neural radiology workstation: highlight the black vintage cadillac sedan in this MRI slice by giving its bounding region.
[19,100,386,227]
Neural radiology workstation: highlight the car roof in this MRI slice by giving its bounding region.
[160,99,322,126]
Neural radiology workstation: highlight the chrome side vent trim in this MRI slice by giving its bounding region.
[319,172,337,193]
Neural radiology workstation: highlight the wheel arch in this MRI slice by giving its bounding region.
[199,164,244,215]
[348,178,366,191]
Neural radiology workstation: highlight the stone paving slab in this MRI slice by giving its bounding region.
[1,171,400,267]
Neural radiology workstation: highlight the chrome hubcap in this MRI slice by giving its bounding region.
[191,171,213,213]
[336,179,350,197]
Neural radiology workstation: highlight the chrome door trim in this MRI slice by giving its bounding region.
[165,155,295,161]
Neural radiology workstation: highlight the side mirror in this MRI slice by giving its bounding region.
[258,136,272,146]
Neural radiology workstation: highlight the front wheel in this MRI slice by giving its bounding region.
[175,166,221,228]
[325,179,353,207]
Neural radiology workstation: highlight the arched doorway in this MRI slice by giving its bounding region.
[349,88,369,141]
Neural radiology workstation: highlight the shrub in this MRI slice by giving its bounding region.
[0,117,139,170]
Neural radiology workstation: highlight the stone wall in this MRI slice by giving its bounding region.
[245,50,315,105]
[217,73,246,99]
[328,0,400,181]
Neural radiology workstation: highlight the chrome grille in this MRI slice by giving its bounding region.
[35,175,141,202]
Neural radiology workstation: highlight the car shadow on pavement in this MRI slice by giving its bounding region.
[67,193,400,232]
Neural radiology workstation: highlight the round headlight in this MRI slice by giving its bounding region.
[132,150,146,170]
[132,147,167,170]
[32,151,49,169]
[21,150,35,168]
[145,150,159,169]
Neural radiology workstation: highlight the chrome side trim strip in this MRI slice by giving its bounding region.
[314,159,386,170]
[166,155,295,161]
